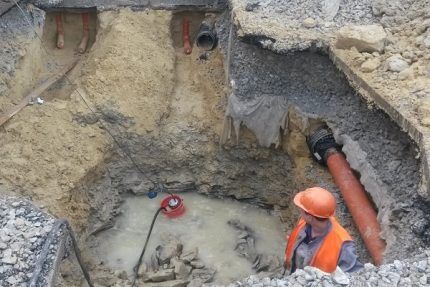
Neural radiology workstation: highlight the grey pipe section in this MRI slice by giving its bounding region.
[196,16,218,51]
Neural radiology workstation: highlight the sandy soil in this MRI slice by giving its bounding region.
[0,9,175,231]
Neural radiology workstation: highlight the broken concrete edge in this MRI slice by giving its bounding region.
[32,0,228,12]
[328,50,430,201]
[230,10,430,201]
[46,228,68,287]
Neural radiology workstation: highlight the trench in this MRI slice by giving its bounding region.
[0,6,428,287]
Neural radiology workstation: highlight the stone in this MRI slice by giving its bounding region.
[321,0,340,20]
[420,275,428,285]
[398,68,413,80]
[2,249,17,265]
[189,260,205,269]
[142,269,175,282]
[302,18,317,28]
[386,55,409,72]
[190,268,215,283]
[417,260,428,272]
[146,279,189,287]
[171,258,191,279]
[187,279,204,287]
[332,267,349,285]
[180,248,198,263]
[360,58,381,73]
[336,25,387,52]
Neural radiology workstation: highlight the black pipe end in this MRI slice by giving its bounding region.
[306,125,339,165]
[196,23,217,51]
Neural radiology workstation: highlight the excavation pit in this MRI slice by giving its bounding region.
[0,4,429,287]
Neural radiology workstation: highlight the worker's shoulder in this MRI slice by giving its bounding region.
[330,218,353,241]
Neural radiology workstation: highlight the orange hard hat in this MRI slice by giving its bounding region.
[293,187,336,218]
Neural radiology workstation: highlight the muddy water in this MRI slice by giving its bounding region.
[97,193,286,283]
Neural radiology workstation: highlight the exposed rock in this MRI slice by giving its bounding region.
[145,279,189,287]
[386,54,409,72]
[302,18,317,28]
[142,269,175,282]
[360,58,381,73]
[336,25,387,52]
[180,248,198,263]
[171,258,192,279]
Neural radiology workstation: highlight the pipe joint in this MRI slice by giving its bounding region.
[307,126,339,165]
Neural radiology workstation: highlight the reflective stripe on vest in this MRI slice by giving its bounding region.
[284,217,352,273]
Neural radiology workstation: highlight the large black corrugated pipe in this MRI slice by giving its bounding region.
[196,15,217,51]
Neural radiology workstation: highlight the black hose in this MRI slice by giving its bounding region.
[132,206,166,287]
[29,219,94,287]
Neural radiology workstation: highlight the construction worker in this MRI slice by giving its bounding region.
[284,187,363,274]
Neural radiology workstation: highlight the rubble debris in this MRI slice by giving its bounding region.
[228,219,282,272]
[335,25,387,53]
[302,18,317,28]
[0,198,58,287]
[142,269,175,282]
[386,54,409,72]
[231,249,430,287]
[360,58,380,73]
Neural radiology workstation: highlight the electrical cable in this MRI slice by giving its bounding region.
[29,219,94,287]
[11,0,164,193]
[132,206,166,287]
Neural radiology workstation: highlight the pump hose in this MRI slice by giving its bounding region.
[29,219,94,287]
[132,206,166,287]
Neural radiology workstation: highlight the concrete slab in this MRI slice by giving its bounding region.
[0,0,15,16]
[33,0,227,11]
[229,0,430,199]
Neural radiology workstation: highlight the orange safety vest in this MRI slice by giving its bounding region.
[284,217,352,273]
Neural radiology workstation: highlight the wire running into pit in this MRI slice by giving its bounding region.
[10,0,166,196]
[29,219,94,287]
[132,206,166,287]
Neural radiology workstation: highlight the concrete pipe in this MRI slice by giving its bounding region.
[196,16,217,51]
[307,126,386,266]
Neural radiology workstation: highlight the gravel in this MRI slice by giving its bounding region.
[0,197,60,287]
[225,250,430,286]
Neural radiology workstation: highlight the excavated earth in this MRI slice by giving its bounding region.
[0,0,429,286]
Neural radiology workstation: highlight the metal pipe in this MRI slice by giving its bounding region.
[307,126,386,265]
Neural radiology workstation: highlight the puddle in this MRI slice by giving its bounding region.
[96,193,286,283]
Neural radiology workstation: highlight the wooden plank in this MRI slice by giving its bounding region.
[0,59,78,127]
